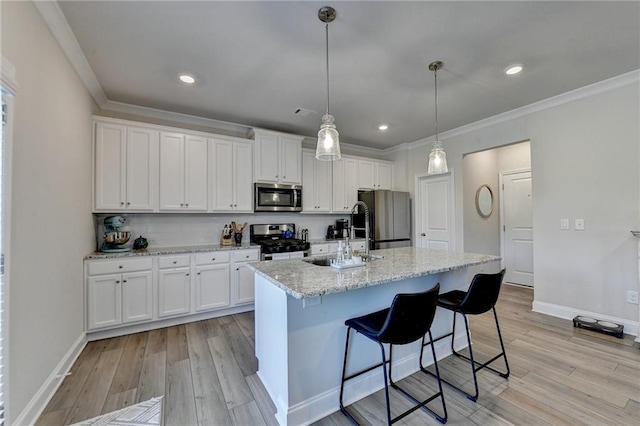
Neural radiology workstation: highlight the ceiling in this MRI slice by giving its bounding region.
[57,1,640,150]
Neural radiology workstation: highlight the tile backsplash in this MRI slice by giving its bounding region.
[94,212,349,251]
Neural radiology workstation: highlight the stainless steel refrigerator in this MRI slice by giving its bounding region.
[354,190,411,250]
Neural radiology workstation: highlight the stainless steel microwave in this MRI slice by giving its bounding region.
[254,183,302,212]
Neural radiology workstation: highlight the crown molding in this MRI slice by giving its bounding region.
[34,0,107,107]
[101,100,252,138]
[400,69,640,152]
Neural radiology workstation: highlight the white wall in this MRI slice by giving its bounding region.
[1,1,96,422]
[462,142,531,257]
[397,74,640,326]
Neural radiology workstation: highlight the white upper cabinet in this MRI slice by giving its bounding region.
[94,121,158,212]
[253,130,303,184]
[159,132,208,211]
[332,157,359,213]
[302,150,332,213]
[210,137,253,212]
[358,159,394,190]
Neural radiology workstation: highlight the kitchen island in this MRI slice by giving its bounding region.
[249,247,500,425]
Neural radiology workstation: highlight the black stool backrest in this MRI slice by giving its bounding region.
[458,269,506,315]
[378,283,440,345]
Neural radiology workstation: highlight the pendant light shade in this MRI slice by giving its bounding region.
[427,61,448,175]
[315,6,341,161]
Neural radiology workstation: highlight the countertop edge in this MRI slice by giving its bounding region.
[249,253,500,299]
[85,243,261,260]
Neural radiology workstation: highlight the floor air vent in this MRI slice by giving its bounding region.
[572,316,624,338]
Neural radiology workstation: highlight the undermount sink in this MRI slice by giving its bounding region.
[303,258,334,267]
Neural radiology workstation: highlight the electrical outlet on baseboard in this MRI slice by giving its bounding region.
[627,290,639,304]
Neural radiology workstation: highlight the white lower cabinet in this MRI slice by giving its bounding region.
[85,248,261,334]
[86,258,153,330]
[158,266,191,318]
[194,251,231,312]
[232,248,260,304]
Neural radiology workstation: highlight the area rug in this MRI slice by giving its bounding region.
[71,396,163,426]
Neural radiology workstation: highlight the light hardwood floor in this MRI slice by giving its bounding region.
[36,285,639,425]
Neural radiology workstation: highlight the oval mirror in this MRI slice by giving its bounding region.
[475,184,494,218]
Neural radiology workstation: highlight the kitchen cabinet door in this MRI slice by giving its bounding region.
[184,135,208,211]
[125,127,158,210]
[280,136,303,184]
[302,151,331,212]
[159,132,208,211]
[376,162,393,190]
[194,264,230,312]
[210,138,253,212]
[232,249,260,304]
[234,262,256,304]
[95,123,126,211]
[254,130,303,184]
[233,141,254,211]
[159,132,186,210]
[87,274,122,330]
[254,133,280,182]
[358,159,393,190]
[332,157,359,213]
[121,271,153,324]
[158,267,191,317]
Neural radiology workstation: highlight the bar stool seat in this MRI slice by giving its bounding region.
[339,284,447,425]
[423,269,509,402]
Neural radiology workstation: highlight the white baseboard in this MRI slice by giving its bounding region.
[532,300,639,338]
[13,332,88,426]
[281,333,466,426]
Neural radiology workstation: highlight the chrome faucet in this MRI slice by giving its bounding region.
[350,201,370,256]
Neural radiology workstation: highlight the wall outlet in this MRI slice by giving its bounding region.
[574,218,585,231]
[560,218,570,230]
[627,290,639,304]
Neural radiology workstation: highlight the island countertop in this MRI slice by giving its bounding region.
[248,246,500,299]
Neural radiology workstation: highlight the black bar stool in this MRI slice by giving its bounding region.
[339,284,447,425]
[422,269,510,402]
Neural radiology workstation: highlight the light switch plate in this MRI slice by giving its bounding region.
[575,219,585,231]
[560,218,570,230]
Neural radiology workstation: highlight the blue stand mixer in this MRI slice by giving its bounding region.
[101,215,131,252]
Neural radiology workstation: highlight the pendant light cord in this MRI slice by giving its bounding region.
[434,66,439,141]
[325,23,330,116]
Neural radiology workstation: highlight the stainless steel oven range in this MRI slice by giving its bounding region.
[250,223,310,260]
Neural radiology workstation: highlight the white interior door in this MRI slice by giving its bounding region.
[415,172,455,250]
[501,170,534,286]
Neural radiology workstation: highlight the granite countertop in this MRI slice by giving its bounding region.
[248,246,500,299]
[308,238,366,244]
[85,243,260,260]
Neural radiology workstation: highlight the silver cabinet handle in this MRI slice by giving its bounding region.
[116,280,120,284]
[173,261,177,264]
[197,272,201,275]
[186,273,190,277]
[120,202,124,206]
[123,279,127,283]
[119,265,123,269]
[212,258,216,261]
[185,203,189,207]
[421,233,426,236]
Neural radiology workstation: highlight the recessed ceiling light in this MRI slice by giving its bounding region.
[179,74,195,84]
[504,64,524,75]
[378,124,389,131]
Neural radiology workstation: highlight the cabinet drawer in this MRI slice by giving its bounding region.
[158,255,191,269]
[87,257,153,275]
[234,249,260,262]
[311,244,330,255]
[194,251,230,265]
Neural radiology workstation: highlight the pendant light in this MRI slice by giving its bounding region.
[427,60,448,175]
[315,6,341,161]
